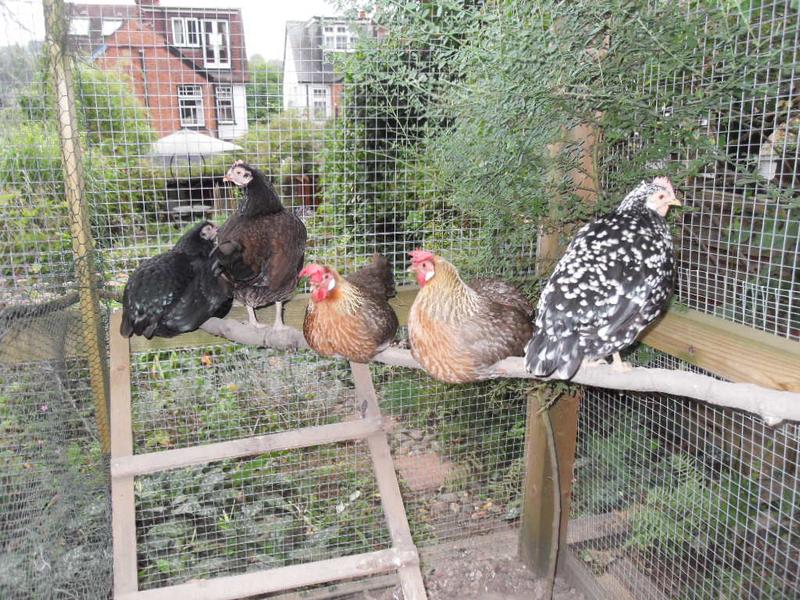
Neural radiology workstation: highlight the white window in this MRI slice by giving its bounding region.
[215,85,234,124]
[101,20,123,36]
[323,23,355,52]
[69,18,90,36]
[312,87,328,120]
[202,20,230,68]
[171,17,200,47]
[178,85,204,127]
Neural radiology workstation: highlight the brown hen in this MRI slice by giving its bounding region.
[407,250,533,384]
[214,160,307,329]
[300,254,398,363]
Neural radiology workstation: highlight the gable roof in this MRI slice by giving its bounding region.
[67,2,248,82]
[284,19,342,85]
[94,18,239,84]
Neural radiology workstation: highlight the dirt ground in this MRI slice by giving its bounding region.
[419,533,586,600]
[341,531,586,600]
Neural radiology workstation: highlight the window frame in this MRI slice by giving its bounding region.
[68,18,90,36]
[178,85,205,128]
[322,22,355,52]
[312,87,328,120]
[171,17,200,48]
[201,19,231,69]
[215,85,234,125]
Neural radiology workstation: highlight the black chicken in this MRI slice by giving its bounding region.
[525,177,681,380]
[120,221,232,339]
[214,160,307,328]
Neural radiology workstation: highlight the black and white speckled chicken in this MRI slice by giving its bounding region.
[120,221,232,339]
[525,177,681,380]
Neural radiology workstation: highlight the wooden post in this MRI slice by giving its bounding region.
[518,392,580,576]
[43,0,110,453]
[519,122,598,582]
[351,362,428,600]
[109,311,138,596]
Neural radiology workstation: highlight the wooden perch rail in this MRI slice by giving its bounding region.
[195,313,800,426]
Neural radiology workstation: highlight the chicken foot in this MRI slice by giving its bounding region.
[273,301,285,328]
[247,301,288,330]
[611,352,633,373]
[246,305,268,328]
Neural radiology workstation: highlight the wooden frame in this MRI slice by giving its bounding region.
[108,310,428,600]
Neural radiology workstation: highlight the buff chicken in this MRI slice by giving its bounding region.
[299,254,398,363]
[407,250,533,384]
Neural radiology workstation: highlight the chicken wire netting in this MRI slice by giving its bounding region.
[128,343,528,589]
[0,1,112,599]
[571,352,800,600]
[1,0,799,598]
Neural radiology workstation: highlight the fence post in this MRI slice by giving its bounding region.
[518,123,598,585]
[43,0,111,453]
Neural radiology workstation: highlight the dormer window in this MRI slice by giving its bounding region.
[202,20,231,68]
[322,23,356,52]
[171,17,200,47]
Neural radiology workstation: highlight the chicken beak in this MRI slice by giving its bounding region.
[222,171,232,183]
[669,197,682,207]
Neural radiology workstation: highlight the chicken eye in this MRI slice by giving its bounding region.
[658,193,665,200]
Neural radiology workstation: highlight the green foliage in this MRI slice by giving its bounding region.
[237,114,322,200]
[424,0,785,261]
[0,124,72,277]
[627,453,720,550]
[75,65,156,164]
[310,3,480,270]
[128,348,390,588]
[572,410,659,515]
[1,59,159,268]
[246,55,283,123]
[0,41,42,111]
[0,364,111,598]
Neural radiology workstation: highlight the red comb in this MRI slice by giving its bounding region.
[299,264,325,279]
[653,177,674,195]
[409,249,435,264]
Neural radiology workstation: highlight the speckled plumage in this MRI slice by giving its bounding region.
[120,221,232,339]
[525,180,678,380]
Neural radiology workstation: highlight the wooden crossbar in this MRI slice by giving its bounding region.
[108,310,428,600]
[111,419,383,478]
[117,548,417,600]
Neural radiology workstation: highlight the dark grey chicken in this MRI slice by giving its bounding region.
[214,160,307,329]
[525,177,681,380]
[120,221,232,339]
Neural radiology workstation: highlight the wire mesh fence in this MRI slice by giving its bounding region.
[0,0,798,598]
[572,352,800,599]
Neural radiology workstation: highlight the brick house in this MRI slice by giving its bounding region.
[282,16,374,121]
[66,0,249,140]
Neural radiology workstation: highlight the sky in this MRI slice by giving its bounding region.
[0,0,343,61]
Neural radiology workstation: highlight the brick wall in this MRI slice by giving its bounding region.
[97,19,219,138]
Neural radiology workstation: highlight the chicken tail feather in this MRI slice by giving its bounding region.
[346,253,396,300]
[524,331,583,380]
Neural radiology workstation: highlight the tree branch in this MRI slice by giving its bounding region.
[199,318,800,426]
